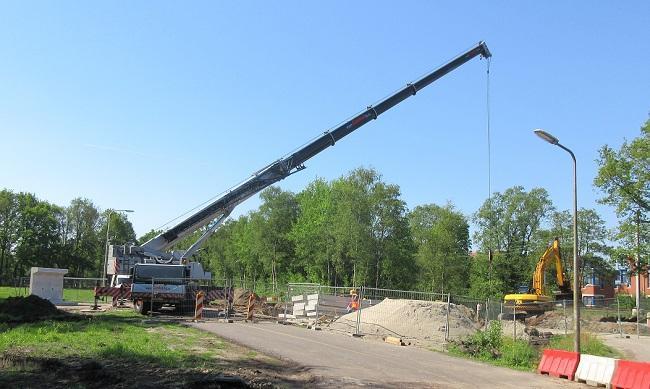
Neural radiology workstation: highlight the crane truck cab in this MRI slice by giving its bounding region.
[130,262,210,314]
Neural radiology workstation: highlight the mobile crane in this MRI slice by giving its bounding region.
[104,41,492,314]
[502,238,573,319]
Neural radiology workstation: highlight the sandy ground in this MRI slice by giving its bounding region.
[326,298,479,348]
[599,333,650,362]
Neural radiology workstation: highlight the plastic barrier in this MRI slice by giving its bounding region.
[538,349,580,380]
[575,354,618,387]
[194,291,204,321]
[611,360,650,389]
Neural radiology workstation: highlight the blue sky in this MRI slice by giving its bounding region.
[1,2,649,242]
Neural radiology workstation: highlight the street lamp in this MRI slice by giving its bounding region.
[102,209,134,286]
[534,129,580,353]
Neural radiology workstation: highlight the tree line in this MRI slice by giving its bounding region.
[1,119,647,298]
[0,194,135,281]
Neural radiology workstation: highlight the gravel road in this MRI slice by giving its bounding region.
[191,321,585,388]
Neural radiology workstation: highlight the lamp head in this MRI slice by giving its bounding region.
[534,129,559,145]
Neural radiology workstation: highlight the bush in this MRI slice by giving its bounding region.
[450,321,539,371]
[616,294,636,310]
[454,321,503,359]
[501,338,539,369]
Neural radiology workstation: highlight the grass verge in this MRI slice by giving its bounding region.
[0,309,310,387]
[448,321,624,371]
[550,332,623,358]
[0,286,95,303]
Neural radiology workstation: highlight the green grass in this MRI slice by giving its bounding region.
[0,286,26,300]
[448,321,540,371]
[0,310,227,368]
[448,321,625,371]
[549,332,623,358]
[0,287,95,303]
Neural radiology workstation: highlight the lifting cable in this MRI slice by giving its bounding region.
[485,56,494,277]
[486,56,492,202]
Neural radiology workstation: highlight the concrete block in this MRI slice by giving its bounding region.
[293,302,305,310]
[29,267,68,304]
[292,309,305,316]
[291,294,306,302]
[306,311,318,317]
[307,293,320,301]
[384,336,405,346]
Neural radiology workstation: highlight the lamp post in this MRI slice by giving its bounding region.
[102,209,134,286]
[534,129,580,353]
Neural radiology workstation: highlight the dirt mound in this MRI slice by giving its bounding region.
[526,310,641,334]
[230,288,279,318]
[0,295,71,323]
[327,298,479,346]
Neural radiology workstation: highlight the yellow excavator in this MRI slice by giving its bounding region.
[502,238,573,319]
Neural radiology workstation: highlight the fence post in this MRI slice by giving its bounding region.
[445,293,450,342]
[150,277,154,317]
[314,284,321,330]
[283,284,289,323]
[513,305,516,340]
[563,299,567,336]
[636,296,642,339]
[354,286,363,336]
[485,297,490,328]
[617,295,622,338]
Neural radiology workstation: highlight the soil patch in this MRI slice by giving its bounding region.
[0,349,314,389]
[0,295,78,324]
[526,310,643,334]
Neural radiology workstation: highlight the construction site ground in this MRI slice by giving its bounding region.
[599,333,650,362]
[191,321,585,388]
[0,297,316,388]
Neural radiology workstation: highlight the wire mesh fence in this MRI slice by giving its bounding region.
[1,277,102,303]
[128,277,233,319]
[4,274,650,341]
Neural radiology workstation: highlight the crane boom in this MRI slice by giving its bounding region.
[141,42,491,255]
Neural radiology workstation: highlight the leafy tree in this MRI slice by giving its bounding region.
[250,187,298,290]
[410,203,470,294]
[138,229,162,245]
[291,179,336,284]
[0,190,20,280]
[473,186,554,292]
[595,118,650,272]
[13,194,63,277]
[536,208,611,281]
[61,198,101,276]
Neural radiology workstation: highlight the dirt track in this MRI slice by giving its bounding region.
[191,321,585,388]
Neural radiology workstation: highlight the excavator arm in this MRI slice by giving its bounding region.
[532,238,569,295]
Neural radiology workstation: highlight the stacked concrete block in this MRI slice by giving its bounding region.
[280,293,371,322]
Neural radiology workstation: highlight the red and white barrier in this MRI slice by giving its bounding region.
[538,349,580,380]
[611,360,650,389]
[575,354,618,387]
[538,350,650,389]
[194,291,204,321]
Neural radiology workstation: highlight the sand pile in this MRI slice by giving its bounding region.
[0,295,71,323]
[327,298,478,346]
